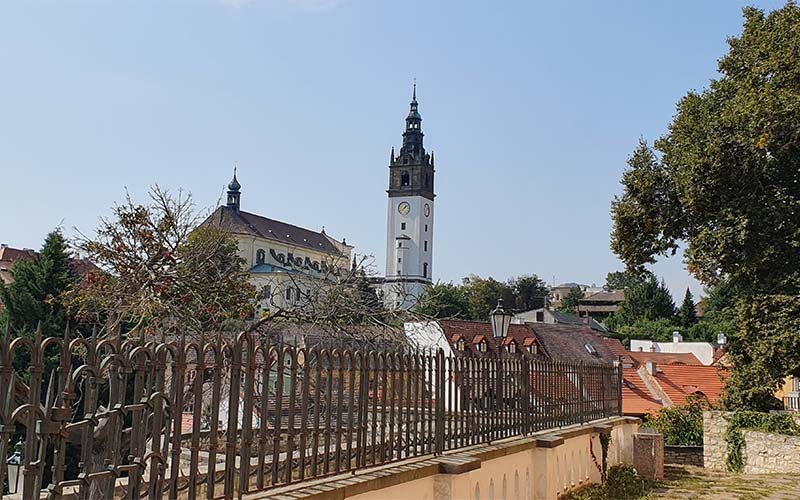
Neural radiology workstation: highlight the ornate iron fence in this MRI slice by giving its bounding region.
[0,326,622,499]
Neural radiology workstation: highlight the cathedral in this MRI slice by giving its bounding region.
[382,83,436,310]
[207,84,436,312]
[203,171,353,314]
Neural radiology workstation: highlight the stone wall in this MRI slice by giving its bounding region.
[742,430,800,474]
[703,410,800,473]
[664,446,704,467]
[703,411,731,471]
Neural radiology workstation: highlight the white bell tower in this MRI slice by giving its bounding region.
[384,83,435,310]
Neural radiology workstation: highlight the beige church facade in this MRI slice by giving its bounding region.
[203,171,352,314]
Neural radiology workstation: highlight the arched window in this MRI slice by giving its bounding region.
[401,171,410,187]
[256,249,266,265]
[425,173,430,188]
[423,262,428,278]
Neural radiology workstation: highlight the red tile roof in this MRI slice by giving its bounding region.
[629,351,703,367]
[602,338,628,358]
[0,246,36,262]
[0,245,99,286]
[622,368,663,416]
[654,365,728,406]
[438,320,542,358]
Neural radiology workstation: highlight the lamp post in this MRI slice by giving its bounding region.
[489,298,512,439]
[6,439,23,495]
[490,298,512,340]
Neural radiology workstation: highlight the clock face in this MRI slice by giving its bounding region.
[398,202,411,215]
[424,204,430,217]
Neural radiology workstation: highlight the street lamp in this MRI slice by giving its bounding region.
[6,439,23,494]
[490,298,512,340]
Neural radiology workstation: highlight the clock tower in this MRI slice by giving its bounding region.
[384,83,435,310]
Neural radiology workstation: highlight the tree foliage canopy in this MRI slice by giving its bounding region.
[416,273,548,320]
[677,288,698,328]
[611,4,800,294]
[66,188,256,335]
[415,282,470,319]
[615,276,675,326]
[0,229,74,336]
[611,3,800,410]
[558,287,584,315]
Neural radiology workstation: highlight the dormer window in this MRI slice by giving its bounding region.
[457,339,465,351]
[507,342,516,354]
[478,341,487,353]
[527,344,538,355]
[585,343,598,356]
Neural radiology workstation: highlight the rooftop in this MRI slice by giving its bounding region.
[203,206,347,256]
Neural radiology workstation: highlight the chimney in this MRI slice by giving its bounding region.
[717,333,727,345]
[646,361,657,375]
[672,331,683,343]
[582,314,590,326]
[649,342,656,352]
[0,243,7,248]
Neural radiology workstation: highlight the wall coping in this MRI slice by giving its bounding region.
[245,416,639,500]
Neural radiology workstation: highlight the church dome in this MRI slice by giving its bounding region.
[228,172,241,191]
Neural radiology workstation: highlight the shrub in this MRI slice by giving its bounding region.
[605,464,645,500]
[644,394,710,446]
[560,464,647,500]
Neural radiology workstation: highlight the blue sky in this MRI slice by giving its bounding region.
[0,0,786,301]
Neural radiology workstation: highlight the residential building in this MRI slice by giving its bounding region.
[383,83,436,310]
[0,244,36,286]
[577,289,625,319]
[201,171,353,313]
[548,282,603,309]
[630,332,721,366]
[777,376,800,412]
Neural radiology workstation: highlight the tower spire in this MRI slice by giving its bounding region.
[226,163,241,213]
[412,78,416,102]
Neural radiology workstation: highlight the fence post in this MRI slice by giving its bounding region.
[522,359,530,435]
[617,364,623,416]
[435,349,444,455]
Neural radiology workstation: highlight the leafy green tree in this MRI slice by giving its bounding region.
[615,276,675,326]
[509,274,549,311]
[677,288,698,327]
[610,4,800,409]
[461,275,515,321]
[608,318,681,347]
[687,281,738,343]
[558,287,584,315]
[0,229,74,337]
[611,5,800,289]
[722,295,800,410]
[415,282,470,319]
